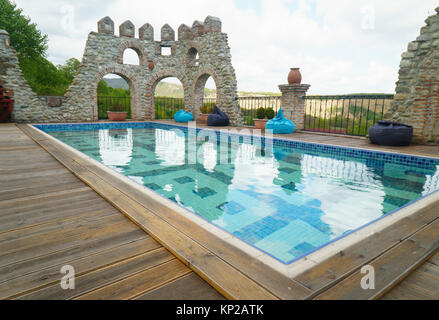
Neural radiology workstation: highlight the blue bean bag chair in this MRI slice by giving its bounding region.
[174,109,194,123]
[266,110,295,134]
[207,106,230,127]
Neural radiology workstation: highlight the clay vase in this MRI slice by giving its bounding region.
[288,68,302,85]
[148,61,154,71]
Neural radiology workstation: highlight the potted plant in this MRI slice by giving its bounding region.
[265,107,275,121]
[254,107,268,130]
[199,104,214,123]
[107,103,128,121]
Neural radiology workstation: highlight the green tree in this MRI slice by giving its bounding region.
[57,58,80,83]
[0,0,48,60]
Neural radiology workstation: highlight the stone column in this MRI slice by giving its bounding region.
[278,84,310,131]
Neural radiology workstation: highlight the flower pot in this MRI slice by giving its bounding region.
[107,111,127,121]
[199,113,209,123]
[254,119,268,130]
[288,68,302,85]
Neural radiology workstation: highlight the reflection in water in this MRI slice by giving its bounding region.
[154,129,185,166]
[423,166,439,196]
[99,129,133,167]
[198,141,217,172]
[299,154,384,237]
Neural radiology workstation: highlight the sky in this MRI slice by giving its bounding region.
[10,0,439,94]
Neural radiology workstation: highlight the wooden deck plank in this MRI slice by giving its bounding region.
[0,218,139,267]
[313,220,439,300]
[74,259,192,300]
[135,273,226,300]
[295,203,439,295]
[1,237,160,299]
[0,123,223,300]
[0,187,91,212]
[0,228,148,284]
[18,248,176,300]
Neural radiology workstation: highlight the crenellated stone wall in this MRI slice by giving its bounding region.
[1,16,243,125]
[386,7,439,144]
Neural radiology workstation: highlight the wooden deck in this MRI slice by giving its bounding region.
[0,123,224,300]
[2,121,439,300]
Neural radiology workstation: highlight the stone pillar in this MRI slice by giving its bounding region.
[278,84,310,131]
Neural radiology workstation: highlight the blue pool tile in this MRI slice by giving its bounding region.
[144,183,161,191]
[193,187,217,199]
[174,176,195,184]
[217,201,246,215]
[282,182,297,192]
[288,242,316,257]
[279,167,297,174]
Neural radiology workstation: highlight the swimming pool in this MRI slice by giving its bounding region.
[35,122,439,265]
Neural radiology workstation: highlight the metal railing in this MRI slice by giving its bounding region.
[154,96,184,119]
[304,94,394,136]
[99,94,394,137]
[237,96,282,126]
[97,96,131,119]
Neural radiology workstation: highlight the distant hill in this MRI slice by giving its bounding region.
[103,78,280,97]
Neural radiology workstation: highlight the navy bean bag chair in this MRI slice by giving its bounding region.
[174,109,194,123]
[369,120,413,146]
[266,110,295,134]
[207,106,230,127]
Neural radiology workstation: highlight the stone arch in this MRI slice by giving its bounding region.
[116,40,148,66]
[192,66,221,119]
[184,41,202,66]
[90,66,138,121]
[145,71,191,120]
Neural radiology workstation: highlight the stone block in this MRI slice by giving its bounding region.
[204,16,222,33]
[139,23,154,40]
[119,20,135,38]
[98,16,114,35]
[178,24,193,40]
[161,24,175,41]
[408,41,419,51]
[46,96,63,107]
[192,21,204,37]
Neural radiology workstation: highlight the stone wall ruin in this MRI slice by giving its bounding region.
[387,7,439,144]
[0,16,243,125]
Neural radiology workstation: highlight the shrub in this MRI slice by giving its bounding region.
[200,104,214,114]
[256,107,266,119]
[265,108,275,120]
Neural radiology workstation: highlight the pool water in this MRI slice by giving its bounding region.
[39,123,439,264]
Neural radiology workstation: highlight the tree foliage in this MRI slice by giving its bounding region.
[0,0,48,59]
[0,0,81,95]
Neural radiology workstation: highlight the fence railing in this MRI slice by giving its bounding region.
[99,94,394,137]
[304,94,394,136]
[237,96,282,126]
[97,96,131,119]
[155,96,184,119]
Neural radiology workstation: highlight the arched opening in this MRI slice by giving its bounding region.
[194,74,218,120]
[123,48,140,65]
[153,76,185,120]
[97,74,132,119]
[187,47,199,67]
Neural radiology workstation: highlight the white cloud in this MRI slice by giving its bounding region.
[11,0,439,94]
